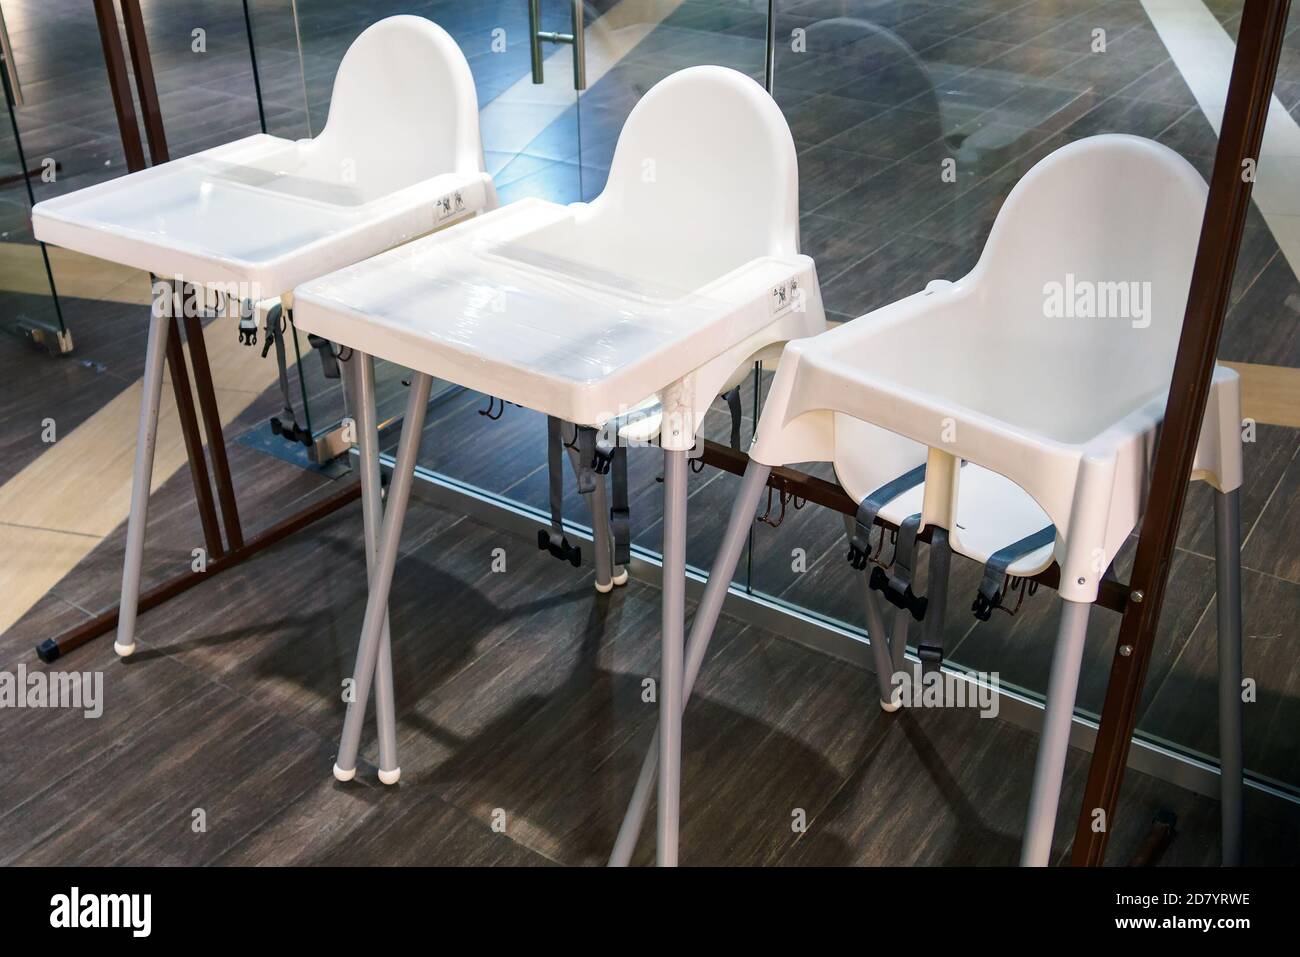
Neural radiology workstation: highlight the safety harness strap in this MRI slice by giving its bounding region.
[917,526,951,674]
[539,416,581,567]
[609,442,630,567]
[260,303,311,447]
[724,386,743,451]
[972,524,1056,621]
[575,426,598,494]
[847,463,928,570]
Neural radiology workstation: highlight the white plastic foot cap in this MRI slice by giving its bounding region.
[333,763,356,782]
[378,767,401,786]
[612,569,629,586]
[113,641,136,658]
[595,579,614,594]
[879,697,902,713]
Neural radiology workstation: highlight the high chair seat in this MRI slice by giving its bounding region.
[836,453,1056,579]
[753,135,1242,603]
[609,133,1246,870]
[26,15,494,793]
[295,65,823,866]
[771,304,1243,591]
[32,16,494,295]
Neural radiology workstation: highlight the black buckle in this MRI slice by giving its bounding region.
[971,588,1001,622]
[846,540,870,571]
[917,642,943,668]
[592,444,614,476]
[869,566,927,621]
[270,416,312,447]
[238,315,258,346]
[537,529,581,568]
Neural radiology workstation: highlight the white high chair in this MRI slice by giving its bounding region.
[610,134,1245,867]
[290,66,825,864]
[30,16,496,785]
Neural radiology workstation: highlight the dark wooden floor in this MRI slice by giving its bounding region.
[2,431,1299,866]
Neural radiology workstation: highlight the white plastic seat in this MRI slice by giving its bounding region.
[758,136,1240,603]
[610,134,1246,867]
[28,16,496,788]
[290,65,825,863]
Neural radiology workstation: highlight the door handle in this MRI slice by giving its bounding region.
[527,0,586,90]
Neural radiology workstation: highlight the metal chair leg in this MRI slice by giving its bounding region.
[609,463,770,866]
[333,372,433,782]
[1021,598,1091,866]
[115,310,172,658]
[340,352,401,784]
[657,447,688,866]
[842,516,903,710]
[1215,487,1244,865]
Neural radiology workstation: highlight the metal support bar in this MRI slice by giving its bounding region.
[241,0,268,134]
[1215,488,1244,865]
[37,482,362,663]
[1070,0,1290,866]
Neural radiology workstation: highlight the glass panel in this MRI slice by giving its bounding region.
[2,0,136,357]
[134,0,265,159]
[0,13,66,369]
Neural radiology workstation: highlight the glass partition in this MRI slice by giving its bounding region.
[0,13,66,365]
[11,0,1286,801]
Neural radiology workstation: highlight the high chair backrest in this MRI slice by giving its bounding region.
[961,134,1208,435]
[309,16,484,192]
[573,65,801,291]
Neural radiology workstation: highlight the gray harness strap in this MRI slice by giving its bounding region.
[539,416,581,567]
[847,463,928,570]
[608,440,630,566]
[259,302,311,447]
[724,386,743,450]
[971,524,1056,621]
[917,525,951,675]
[574,425,597,494]
[583,426,630,568]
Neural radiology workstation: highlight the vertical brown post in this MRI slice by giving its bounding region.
[164,318,225,560]
[91,0,145,172]
[118,0,168,164]
[182,310,244,550]
[114,0,245,553]
[1071,0,1291,866]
